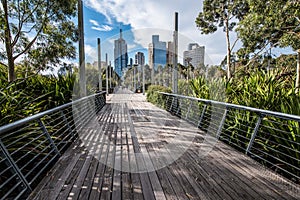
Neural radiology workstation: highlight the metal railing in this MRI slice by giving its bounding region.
[0,92,106,200]
[159,92,300,183]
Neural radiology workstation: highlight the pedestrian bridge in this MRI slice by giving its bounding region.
[0,89,299,199]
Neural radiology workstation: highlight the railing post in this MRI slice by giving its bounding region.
[101,93,106,107]
[170,96,175,112]
[37,119,60,156]
[0,139,32,191]
[246,114,263,155]
[216,106,228,139]
[185,100,192,120]
[198,103,207,128]
[176,98,181,116]
[165,94,170,110]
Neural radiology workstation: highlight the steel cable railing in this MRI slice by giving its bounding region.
[158,92,300,184]
[0,92,106,200]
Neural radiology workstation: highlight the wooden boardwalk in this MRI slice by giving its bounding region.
[29,89,300,200]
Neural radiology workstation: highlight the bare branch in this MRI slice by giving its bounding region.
[12,0,44,47]
[13,0,51,60]
[0,61,8,67]
[230,38,239,52]
[234,42,275,75]
[13,27,41,60]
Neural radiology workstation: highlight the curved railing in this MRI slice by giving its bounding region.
[158,92,300,184]
[0,92,106,200]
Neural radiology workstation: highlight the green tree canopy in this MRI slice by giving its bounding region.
[0,0,78,82]
[237,0,300,91]
[195,0,249,79]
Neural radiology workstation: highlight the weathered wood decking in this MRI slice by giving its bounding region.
[28,89,300,200]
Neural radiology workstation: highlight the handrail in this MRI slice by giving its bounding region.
[158,92,300,183]
[0,92,106,135]
[159,92,300,121]
[0,92,106,200]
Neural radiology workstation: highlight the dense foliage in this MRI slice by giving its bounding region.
[146,85,172,108]
[0,65,76,126]
[0,0,78,82]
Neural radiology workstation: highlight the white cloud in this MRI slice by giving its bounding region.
[84,0,237,65]
[91,25,113,31]
[85,44,97,63]
[89,19,113,32]
[89,19,99,27]
[127,44,137,51]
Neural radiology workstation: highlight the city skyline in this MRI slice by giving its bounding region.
[41,0,294,76]
[81,0,230,68]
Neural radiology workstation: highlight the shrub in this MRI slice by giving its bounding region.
[146,85,172,108]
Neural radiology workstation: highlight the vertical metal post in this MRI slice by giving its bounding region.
[0,139,32,191]
[176,98,181,116]
[198,104,207,128]
[134,65,136,91]
[109,61,112,90]
[216,107,228,139]
[246,114,263,154]
[165,95,170,109]
[142,64,145,95]
[170,96,175,112]
[37,119,60,155]
[185,100,192,120]
[106,53,109,96]
[138,64,140,88]
[97,38,102,91]
[172,12,178,94]
[78,0,86,97]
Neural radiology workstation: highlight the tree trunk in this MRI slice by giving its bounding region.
[225,17,231,79]
[2,0,15,82]
[296,50,300,94]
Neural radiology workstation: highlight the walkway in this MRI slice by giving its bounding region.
[28,89,299,200]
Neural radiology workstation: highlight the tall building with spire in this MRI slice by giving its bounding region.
[114,29,128,77]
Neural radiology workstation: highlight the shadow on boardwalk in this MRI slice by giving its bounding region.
[28,89,300,200]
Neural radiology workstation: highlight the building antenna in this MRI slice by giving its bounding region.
[119,23,122,39]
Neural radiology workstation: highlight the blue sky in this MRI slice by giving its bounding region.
[83,5,149,65]
[81,0,225,67]
[80,0,294,68]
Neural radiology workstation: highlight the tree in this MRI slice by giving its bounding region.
[237,0,300,92]
[195,0,249,79]
[0,0,78,82]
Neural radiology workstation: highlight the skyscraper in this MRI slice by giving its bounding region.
[183,43,205,68]
[135,52,145,65]
[148,35,166,70]
[166,41,174,65]
[114,29,128,77]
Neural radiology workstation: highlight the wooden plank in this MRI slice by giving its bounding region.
[77,107,112,199]
[146,142,199,200]
[121,103,133,200]
[123,103,144,200]
[56,128,98,200]
[212,142,299,200]
[112,103,122,200]
[100,103,119,200]
[135,100,209,200]
[126,103,156,200]
[29,92,300,200]
[89,104,114,199]
[27,141,82,200]
[31,106,110,199]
